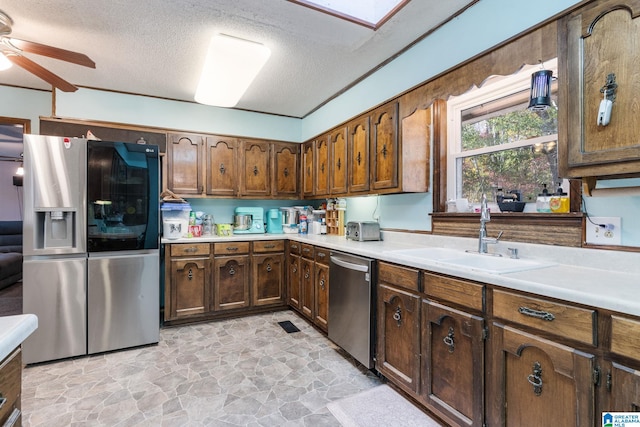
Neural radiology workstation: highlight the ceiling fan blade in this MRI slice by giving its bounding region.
[5,37,95,68]
[6,53,78,92]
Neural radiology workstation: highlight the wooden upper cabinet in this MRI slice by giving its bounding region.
[302,141,315,197]
[371,101,399,190]
[329,126,348,195]
[398,102,433,193]
[205,136,238,196]
[559,0,640,179]
[315,135,330,197]
[272,142,299,198]
[167,133,204,194]
[348,116,370,193]
[240,139,271,197]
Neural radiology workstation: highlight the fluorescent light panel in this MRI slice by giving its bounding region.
[194,34,271,108]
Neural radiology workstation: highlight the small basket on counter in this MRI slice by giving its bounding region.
[497,190,526,212]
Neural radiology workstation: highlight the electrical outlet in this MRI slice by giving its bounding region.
[585,216,621,246]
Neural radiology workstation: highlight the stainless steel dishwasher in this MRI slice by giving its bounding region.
[329,251,375,369]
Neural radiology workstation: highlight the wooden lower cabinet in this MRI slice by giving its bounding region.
[287,253,301,310]
[421,300,484,427]
[213,255,250,311]
[489,323,596,427]
[252,253,284,306]
[377,282,421,394]
[0,348,22,427]
[313,248,330,332]
[603,360,640,412]
[165,243,211,320]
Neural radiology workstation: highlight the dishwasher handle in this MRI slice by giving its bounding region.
[330,255,370,273]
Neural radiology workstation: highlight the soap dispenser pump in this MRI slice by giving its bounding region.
[550,182,569,213]
[536,184,551,212]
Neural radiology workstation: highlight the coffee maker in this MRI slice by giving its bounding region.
[266,209,283,234]
[233,207,265,234]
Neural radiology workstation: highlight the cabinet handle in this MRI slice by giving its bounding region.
[187,268,193,280]
[381,144,388,158]
[264,244,275,249]
[266,263,272,272]
[219,163,226,174]
[229,266,236,275]
[321,163,325,173]
[527,361,543,396]
[393,306,402,326]
[317,253,326,258]
[291,244,298,250]
[443,327,455,353]
[283,168,289,177]
[337,158,342,170]
[319,279,325,289]
[292,266,297,273]
[304,270,310,279]
[253,166,259,176]
[518,306,555,321]
[356,151,362,165]
[185,247,198,253]
[606,371,612,392]
[226,247,239,251]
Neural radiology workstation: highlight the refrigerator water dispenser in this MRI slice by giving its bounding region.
[43,211,75,249]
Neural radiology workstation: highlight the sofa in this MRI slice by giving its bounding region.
[0,221,23,290]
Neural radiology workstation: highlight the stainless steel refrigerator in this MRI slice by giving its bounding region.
[22,135,160,364]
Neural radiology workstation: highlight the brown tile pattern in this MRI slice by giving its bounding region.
[22,311,381,426]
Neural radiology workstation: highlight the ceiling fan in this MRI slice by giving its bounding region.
[0,10,95,92]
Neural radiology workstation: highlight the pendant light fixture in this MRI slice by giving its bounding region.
[528,68,553,110]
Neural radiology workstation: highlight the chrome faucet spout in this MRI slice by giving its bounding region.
[478,194,500,254]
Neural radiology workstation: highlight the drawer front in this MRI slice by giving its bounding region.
[378,261,419,292]
[611,315,640,360]
[0,349,21,425]
[253,240,285,253]
[214,242,250,255]
[493,289,596,346]
[314,247,330,265]
[301,244,315,259]
[423,272,484,312]
[288,241,301,255]
[170,243,210,257]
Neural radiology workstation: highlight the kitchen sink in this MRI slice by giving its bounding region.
[386,247,553,274]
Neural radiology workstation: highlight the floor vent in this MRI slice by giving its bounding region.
[278,320,300,333]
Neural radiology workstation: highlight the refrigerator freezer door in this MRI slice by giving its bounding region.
[87,251,159,354]
[22,257,87,364]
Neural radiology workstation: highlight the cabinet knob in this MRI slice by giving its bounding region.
[356,151,362,165]
[266,263,272,272]
[381,144,388,158]
[292,266,297,273]
[393,306,402,326]
[229,267,236,275]
[304,270,310,279]
[443,327,455,353]
[187,268,193,280]
[527,361,543,396]
[219,163,226,174]
[283,168,289,177]
[253,166,259,176]
[319,279,325,289]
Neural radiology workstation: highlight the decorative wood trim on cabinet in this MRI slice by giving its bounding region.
[348,115,370,193]
[167,133,204,194]
[329,127,348,195]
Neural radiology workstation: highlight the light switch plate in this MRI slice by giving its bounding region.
[585,216,621,245]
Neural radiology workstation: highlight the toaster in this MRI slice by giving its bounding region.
[345,221,381,241]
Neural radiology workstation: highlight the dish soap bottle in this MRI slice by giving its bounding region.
[549,182,569,213]
[536,184,551,213]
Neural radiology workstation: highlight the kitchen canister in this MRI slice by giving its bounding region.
[163,219,183,239]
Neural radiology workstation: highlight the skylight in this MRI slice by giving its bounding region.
[290,0,410,29]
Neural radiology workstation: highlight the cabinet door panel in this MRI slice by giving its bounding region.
[302,141,315,197]
[608,361,640,412]
[169,258,210,319]
[329,127,348,195]
[314,263,329,332]
[422,300,484,427]
[252,253,284,306]
[288,254,301,310]
[240,140,270,196]
[315,136,330,196]
[167,134,203,194]
[206,136,237,196]
[300,258,315,320]
[348,116,370,193]
[377,283,420,393]
[213,256,249,311]
[273,143,299,197]
[489,323,595,427]
[371,102,399,190]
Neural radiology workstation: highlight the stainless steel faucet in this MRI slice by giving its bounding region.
[478,193,503,254]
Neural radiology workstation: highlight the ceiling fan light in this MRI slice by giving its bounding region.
[194,34,271,108]
[0,52,12,71]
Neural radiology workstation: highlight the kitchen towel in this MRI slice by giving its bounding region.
[327,384,443,427]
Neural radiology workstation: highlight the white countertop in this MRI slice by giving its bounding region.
[163,231,640,317]
[0,314,37,361]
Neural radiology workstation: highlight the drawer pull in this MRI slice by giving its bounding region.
[291,244,298,249]
[185,247,198,253]
[518,306,555,321]
[443,327,455,353]
[264,244,275,249]
[226,247,239,251]
[527,361,543,396]
[393,307,402,326]
[317,253,326,258]
[303,248,310,253]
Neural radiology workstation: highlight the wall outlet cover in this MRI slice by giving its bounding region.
[585,216,621,246]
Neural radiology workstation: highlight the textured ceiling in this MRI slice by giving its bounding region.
[0,0,476,118]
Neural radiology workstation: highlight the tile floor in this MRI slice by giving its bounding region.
[21,310,382,426]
